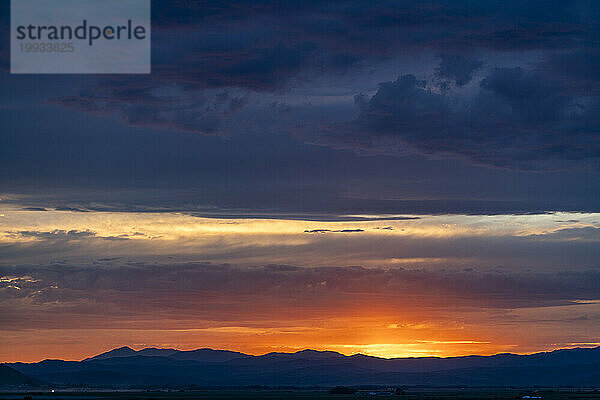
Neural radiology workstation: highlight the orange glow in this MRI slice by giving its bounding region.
[3,304,596,362]
[2,209,599,363]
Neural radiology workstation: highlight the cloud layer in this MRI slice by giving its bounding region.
[1,0,600,217]
[1,262,599,361]
[21,0,600,170]
[315,65,600,170]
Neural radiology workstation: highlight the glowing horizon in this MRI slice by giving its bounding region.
[1,206,599,363]
[7,340,600,364]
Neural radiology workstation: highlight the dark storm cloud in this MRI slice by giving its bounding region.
[41,0,600,139]
[151,0,596,53]
[142,0,600,78]
[314,66,600,170]
[540,50,600,96]
[2,263,600,329]
[52,81,250,135]
[2,0,597,87]
[1,0,600,216]
[434,54,483,87]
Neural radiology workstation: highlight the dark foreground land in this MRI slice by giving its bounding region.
[1,389,600,400]
[8,347,600,388]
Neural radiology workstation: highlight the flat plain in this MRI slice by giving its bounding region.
[1,389,600,400]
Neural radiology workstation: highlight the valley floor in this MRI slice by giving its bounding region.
[1,389,600,400]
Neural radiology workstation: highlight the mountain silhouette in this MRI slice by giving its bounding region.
[0,364,45,387]
[6,346,600,388]
[86,346,250,362]
[84,346,138,360]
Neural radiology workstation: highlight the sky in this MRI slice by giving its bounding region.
[1,0,600,362]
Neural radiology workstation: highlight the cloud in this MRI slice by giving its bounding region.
[54,207,90,213]
[14,230,96,240]
[34,0,600,139]
[6,229,130,243]
[435,54,483,87]
[1,211,599,268]
[479,67,570,123]
[313,66,600,170]
[144,0,593,91]
[1,263,599,331]
[304,228,364,233]
[529,226,600,241]
[1,0,600,217]
[52,84,250,135]
[539,50,600,96]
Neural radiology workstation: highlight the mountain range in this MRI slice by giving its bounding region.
[4,346,600,388]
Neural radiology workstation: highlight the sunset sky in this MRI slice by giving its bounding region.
[1,0,600,363]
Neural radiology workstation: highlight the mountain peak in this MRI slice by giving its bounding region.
[84,346,137,361]
[294,349,344,357]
